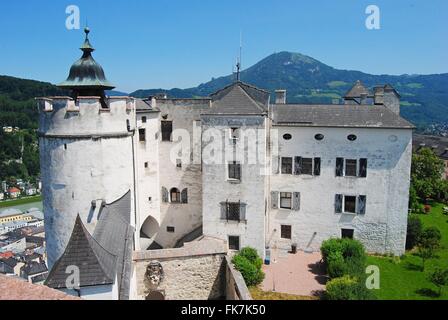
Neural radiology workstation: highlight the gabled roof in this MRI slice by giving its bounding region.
[413,134,448,160]
[44,191,133,299]
[272,104,414,129]
[45,215,117,289]
[206,81,269,115]
[344,80,372,98]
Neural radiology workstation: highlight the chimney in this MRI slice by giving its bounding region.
[275,90,286,104]
[375,85,400,115]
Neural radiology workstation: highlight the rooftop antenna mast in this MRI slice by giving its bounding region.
[235,31,242,82]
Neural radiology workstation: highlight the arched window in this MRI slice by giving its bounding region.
[170,188,181,203]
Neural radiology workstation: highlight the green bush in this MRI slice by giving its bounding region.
[321,238,367,278]
[406,215,423,250]
[419,226,442,250]
[326,251,346,278]
[232,247,265,287]
[239,247,263,269]
[324,276,376,300]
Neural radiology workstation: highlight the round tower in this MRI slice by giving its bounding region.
[37,29,136,268]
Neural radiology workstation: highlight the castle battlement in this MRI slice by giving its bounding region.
[37,97,136,139]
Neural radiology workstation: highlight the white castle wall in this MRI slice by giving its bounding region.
[151,99,210,248]
[38,97,136,267]
[201,115,268,257]
[268,126,412,256]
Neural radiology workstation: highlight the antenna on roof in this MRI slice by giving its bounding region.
[235,31,243,82]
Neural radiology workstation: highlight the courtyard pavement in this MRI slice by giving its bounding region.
[261,250,328,297]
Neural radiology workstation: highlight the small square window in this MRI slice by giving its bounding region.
[228,236,240,250]
[139,128,146,142]
[281,225,292,239]
[280,192,292,209]
[142,116,147,123]
[341,229,354,239]
[148,197,152,202]
[144,162,149,168]
[302,158,313,175]
[167,226,175,233]
[281,157,293,174]
[228,161,241,180]
[344,196,357,213]
[345,159,357,177]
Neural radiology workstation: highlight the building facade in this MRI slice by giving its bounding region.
[40,31,413,299]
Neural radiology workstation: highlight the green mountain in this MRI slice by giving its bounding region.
[131,52,448,128]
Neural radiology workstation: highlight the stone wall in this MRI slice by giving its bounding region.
[225,256,252,300]
[133,237,228,300]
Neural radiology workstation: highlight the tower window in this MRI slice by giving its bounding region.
[281,157,293,174]
[228,161,241,180]
[176,159,182,168]
[144,162,149,168]
[142,116,147,123]
[341,229,354,239]
[167,226,175,233]
[161,121,173,141]
[139,129,146,142]
[280,192,292,209]
[345,159,358,177]
[64,144,67,150]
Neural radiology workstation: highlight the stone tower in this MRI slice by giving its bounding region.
[37,29,136,268]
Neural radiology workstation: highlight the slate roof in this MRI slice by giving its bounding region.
[21,261,48,276]
[45,191,133,300]
[136,98,158,113]
[344,80,372,98]
[45,215,117,289]
[413,134,448,160]
[206,81,269,115]
[272,104,414,129]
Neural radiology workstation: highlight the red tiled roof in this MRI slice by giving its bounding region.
[0,252,14,259]
[0,275,81,300]
[8,187,21,193]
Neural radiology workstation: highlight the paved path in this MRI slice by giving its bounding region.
[261,251,328,297]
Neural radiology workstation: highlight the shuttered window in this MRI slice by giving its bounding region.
[293,192,301,211]
[335,194,343,213]
[294,157,302,175]
[344,196,357,213]
[280,192,292,209]
[302,158,313,175]
[220,201,246,222]
[271,191,279,209]
[345,159,357,177]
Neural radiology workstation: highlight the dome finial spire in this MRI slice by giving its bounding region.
[80,27,94,53]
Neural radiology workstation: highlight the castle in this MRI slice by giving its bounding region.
[38,29,413,299]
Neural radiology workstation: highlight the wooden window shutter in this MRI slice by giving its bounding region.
[359,159,368,178]
[336,158,344,177]
[272,156,280,174]
[240,203,247,221]
[314,158,321,176]
[358,195,367,215]
[335,194,343,213]
[293,192,301,211]
[294,157,302,175]
[161,187,168,203]
[220,202,227,219]
[181,188,188,204]
[271,191,279,209]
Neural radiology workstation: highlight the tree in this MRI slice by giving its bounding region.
[417,227,442,271]
[411,148,445,201]
[428,268,448,296]
[406,215,423,250]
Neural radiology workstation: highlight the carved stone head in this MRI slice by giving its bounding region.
[145,261,164,289]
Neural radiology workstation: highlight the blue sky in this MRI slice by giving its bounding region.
[0,0,446,92]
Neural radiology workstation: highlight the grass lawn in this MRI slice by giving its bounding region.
[367,202,448,300]
[0,195,42,208]
[249,286,318,300]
